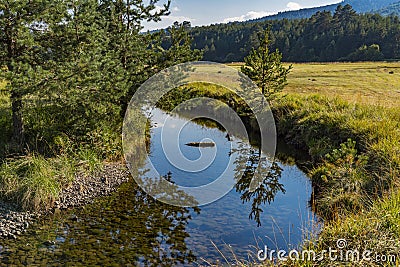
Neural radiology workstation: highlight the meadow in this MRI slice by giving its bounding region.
[285,62,400,107]
[229,61,400,106]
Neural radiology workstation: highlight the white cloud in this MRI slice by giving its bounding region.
[154,4,180,13]
[223,11,274,23]
[150,5,193,24]
[153,5,164,13]
[286,2,302,10]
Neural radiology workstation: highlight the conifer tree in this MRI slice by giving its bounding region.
[241,29,292,99]
[1,0,201,152]
[0,0,56,149]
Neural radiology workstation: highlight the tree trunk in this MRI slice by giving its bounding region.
[11,90,25,150]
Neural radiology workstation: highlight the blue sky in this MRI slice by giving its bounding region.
[143,0,342,31]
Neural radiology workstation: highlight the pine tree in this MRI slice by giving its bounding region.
[241,29,292,99]
[0,0,56,150]
[1,0,201,153]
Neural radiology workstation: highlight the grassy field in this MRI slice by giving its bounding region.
[285,62,400,107]
[229,61,400,107]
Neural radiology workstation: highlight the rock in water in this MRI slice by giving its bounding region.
[185,142,215,148]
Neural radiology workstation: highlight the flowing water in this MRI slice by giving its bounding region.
[0,108,319,266]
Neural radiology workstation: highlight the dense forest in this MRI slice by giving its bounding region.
[190,4,400,62]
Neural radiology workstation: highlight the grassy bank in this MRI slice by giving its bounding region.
[270,62,400,266]
[0,82,106,211]
[271,93,400,265]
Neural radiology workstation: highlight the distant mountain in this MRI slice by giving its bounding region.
[252,0,400,22]
[250,4,338,21]
[345,0,400,12]
[376,1,400,16]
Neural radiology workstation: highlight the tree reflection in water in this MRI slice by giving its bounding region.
[233,143,285,227]
[0,175,200,266]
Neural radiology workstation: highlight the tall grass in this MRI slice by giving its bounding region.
[310,189,400,266]
[271,93,400,218]
[0,139,104,211]
[0,154,65,211]
[0,131,111,213]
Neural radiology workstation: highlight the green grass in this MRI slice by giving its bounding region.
[0,146,103,211]
[272,93,400,215]
[0,154,69,211]
[284,62,400,107]
[229,62,400,107]
[313,189,400,266]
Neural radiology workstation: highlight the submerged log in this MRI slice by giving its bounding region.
[185,142,215,147]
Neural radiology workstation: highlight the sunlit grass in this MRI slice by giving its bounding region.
[0,154,65,211]
[0,146,104,211]
[284,62,400,107]
[228,61,400,107]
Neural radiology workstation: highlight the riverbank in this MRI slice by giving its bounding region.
[0,163,130,239]
[270,93,400,266]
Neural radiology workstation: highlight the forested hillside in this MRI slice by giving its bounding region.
[190,5,400,62]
